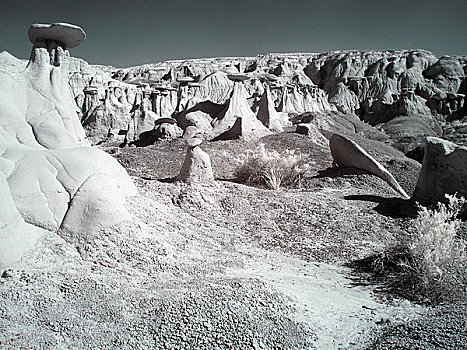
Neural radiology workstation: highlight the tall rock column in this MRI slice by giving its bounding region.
[26,23,89,149]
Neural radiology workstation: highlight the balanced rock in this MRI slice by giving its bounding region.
[413,137,467,204]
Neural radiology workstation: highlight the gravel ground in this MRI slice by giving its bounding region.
[1,132,464,349]
[367,303,467,349]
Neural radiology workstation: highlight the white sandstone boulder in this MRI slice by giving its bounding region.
[413,137,467,204]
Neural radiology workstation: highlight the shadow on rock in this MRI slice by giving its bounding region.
[158,177,176,183]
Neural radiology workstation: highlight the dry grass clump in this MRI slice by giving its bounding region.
[351,194,466,304]
[233,144,309,190]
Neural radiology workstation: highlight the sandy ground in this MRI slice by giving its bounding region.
[0,134,464,349]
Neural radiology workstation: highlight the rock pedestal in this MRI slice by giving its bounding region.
[0,23,137,268]
[176,145,214,183]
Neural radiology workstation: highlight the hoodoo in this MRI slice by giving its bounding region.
[0,23,136,268]
[210,73,271,140]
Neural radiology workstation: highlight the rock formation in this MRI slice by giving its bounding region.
[176,128,214,183]
[295,123,328,147]
[28,23,86,49]
[154,117,182,140]
[382,115,441,158]
[256,88,285,132]
[413,137,467,204]
[329,134,409,199]
[62,49,465,151]
[210,74,272,140]
[0,173,43,267]
[0,23,136,268]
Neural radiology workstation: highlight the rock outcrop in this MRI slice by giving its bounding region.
[0,23,136,268]
[210,76,271,140]
[62,49,465,149]
[0,173,43,267]
[413,137,467,204]
[256,88,285,132]
[329,134,409,198]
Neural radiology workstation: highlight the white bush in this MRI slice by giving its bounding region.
[411,194,466,285]
[362,194,466,304]
[234,144,309,190]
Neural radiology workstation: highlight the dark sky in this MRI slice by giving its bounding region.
[1,0,466,68]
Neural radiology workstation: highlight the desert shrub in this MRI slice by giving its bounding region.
[234,144,309,190]
[351,194,466,304]
[408,194,466,302]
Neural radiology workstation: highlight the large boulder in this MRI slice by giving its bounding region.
[413,137,467,204]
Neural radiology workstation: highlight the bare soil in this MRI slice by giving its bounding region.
[1,133,465,349]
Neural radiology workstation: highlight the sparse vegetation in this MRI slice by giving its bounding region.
[233,143,309,190]
[409,194,466,302]
[352,194,466,304]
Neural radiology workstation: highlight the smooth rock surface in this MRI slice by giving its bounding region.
[210,82,271,140]
[0,173,44,268]
[413,137,467,204]
[0,24,136,267]
[330,134,409,198]
[256,88,285,132]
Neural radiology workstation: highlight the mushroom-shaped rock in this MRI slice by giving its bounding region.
[28,23,86,48]
[329,134,409,199]
[0,22,137,268]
